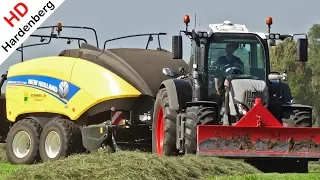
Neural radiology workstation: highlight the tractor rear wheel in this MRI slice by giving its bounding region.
[184,106,219,154]
[152,88,179,156]
[39,117,83,162]
[282,109,312,127]
[6,118,42,164]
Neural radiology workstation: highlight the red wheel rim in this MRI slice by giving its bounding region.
[156,106,164,155]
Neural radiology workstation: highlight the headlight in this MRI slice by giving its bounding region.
[269,33,275,39]
[238,103,248,115]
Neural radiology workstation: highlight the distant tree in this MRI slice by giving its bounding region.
[269,28,317,125]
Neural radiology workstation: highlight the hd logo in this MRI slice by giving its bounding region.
[58,81,69,99]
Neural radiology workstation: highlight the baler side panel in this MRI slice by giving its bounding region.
[68,59,142,119]
[5,56,143,122]
[5,56,78,121]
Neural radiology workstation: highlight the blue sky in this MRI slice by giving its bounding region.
[1,0,318,74]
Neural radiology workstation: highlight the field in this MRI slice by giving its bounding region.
[0,143,320,180]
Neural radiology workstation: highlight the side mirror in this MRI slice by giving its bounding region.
[172,35,182,59]
[297,38,308,62]
[162,68,175,77]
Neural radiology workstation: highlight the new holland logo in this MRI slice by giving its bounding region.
[58,81,69,99]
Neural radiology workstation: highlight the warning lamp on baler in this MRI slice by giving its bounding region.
[56,22,62,35]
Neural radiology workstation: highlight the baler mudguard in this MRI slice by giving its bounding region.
[0,94,9,142]
[197,98,320,159]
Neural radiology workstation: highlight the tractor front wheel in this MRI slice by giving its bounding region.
[152,88,178,156]
[184,106,219,154]
[282,108,312,127]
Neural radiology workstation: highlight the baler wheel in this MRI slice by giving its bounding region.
[152,88,178,156]
[39,117,84,162]
[6,118,42,164]
[184,106,219,154]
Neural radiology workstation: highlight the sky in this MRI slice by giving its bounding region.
[1,0,319,76]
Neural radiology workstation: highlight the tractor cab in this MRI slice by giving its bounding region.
[206,32,268,98]
[170,15,309,124]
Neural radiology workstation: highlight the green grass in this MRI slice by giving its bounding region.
[0,163,23,180]
[0,144,24,180]
[207,173,320,180]
[0,143,320,180]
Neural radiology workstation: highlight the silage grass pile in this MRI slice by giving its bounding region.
[3,150,260,180]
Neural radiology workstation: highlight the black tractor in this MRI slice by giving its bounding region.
[151,15,312,172]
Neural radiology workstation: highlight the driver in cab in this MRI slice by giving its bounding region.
[214,43,244,96]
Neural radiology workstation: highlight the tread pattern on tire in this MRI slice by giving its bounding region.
[184,106,218,154]
[152,88,179,155]
[6,118,42,164]
[40,117,84,161]
[282,109,312,127]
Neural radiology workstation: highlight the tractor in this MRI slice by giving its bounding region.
[152,15,318,173]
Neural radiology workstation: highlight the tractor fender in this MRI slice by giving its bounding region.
[160,79,192,111]
[270,80,293,103]
[281,103,312,112]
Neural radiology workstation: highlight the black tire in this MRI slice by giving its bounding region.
[152,88,179,156]
[184,106,219,154]
[6,118,42,164]
[39,117,83,162]
[282,109,312,127]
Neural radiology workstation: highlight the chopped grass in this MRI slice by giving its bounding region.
[309,161,320,173]
[5,150,260,180]
[1,142,320,180]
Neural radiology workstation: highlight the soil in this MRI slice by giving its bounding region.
[198,131,320,154]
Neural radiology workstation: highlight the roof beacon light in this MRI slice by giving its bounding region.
[184,15,190,24]
[266,17,273,26]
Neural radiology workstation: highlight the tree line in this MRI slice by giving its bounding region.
[270,24,320,126]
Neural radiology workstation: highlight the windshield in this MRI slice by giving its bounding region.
[206,33,267,97]
[208,34,266,80]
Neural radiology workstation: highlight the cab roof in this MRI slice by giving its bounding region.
[208,21,268,39]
